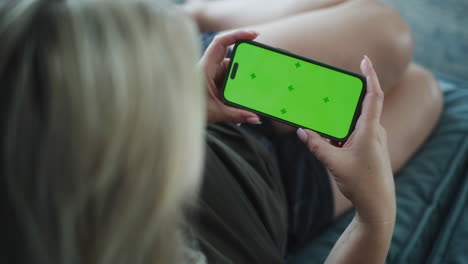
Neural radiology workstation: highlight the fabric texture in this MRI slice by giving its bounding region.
[380,0,468,81]
[196,122,335,263]
[198,32,335,262]
[242,121,334,254]
[288,74,468,263]
[196,123,288,264]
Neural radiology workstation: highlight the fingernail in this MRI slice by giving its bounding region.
[236,123,242,127]
[247,29,260,35]
[364,55,372,67]
[360,55,372,76]
[297,128,308,143]
[246,117,262,125]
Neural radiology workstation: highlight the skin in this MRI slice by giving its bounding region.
[185,0,412,91]
[200,31,395,263]
[185,0,347,33]
[331,64,443,216]
[189,0,443,218]
[299,57,396,263]
[196,0,443,261]
[199,30,260,124]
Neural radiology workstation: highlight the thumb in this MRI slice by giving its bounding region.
[297,128,338,167]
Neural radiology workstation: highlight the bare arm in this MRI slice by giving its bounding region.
[200,30,396,262]
[326,214,395,263]
[298,56,396,263]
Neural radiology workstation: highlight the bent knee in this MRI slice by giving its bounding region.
[372,1,413,80]
[408,65,444,117]
[352,0,414,89]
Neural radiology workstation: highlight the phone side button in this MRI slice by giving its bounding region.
[230,62,239,79]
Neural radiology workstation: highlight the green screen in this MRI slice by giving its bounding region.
[223,41,365,140]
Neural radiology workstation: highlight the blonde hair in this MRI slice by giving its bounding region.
[0,0,205,263]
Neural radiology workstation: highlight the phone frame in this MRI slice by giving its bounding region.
[221,40,367,142]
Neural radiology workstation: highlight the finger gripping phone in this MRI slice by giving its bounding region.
[222,40,366,142]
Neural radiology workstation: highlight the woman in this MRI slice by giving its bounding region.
[0,0,440,263]
[192,0,442,262]
[186,0,443,218]
[1,1,204,263]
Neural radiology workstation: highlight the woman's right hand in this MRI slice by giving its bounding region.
[297,56,395,223]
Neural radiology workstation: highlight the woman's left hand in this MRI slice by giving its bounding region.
[199,30,261,124]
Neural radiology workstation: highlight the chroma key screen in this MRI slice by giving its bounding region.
[222,41,366,141]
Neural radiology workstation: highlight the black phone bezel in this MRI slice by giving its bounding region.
[220,40,367,142]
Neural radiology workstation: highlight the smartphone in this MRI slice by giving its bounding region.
[221,40,366,141]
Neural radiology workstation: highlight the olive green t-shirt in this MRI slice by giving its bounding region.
[195,124,288,263]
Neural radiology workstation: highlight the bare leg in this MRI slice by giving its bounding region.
[184,0,347,32]
[236,0,413,133]
[249,0,413,92]
[331,64,444,217]
[188,0,435,218]
[189,0,412,91]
